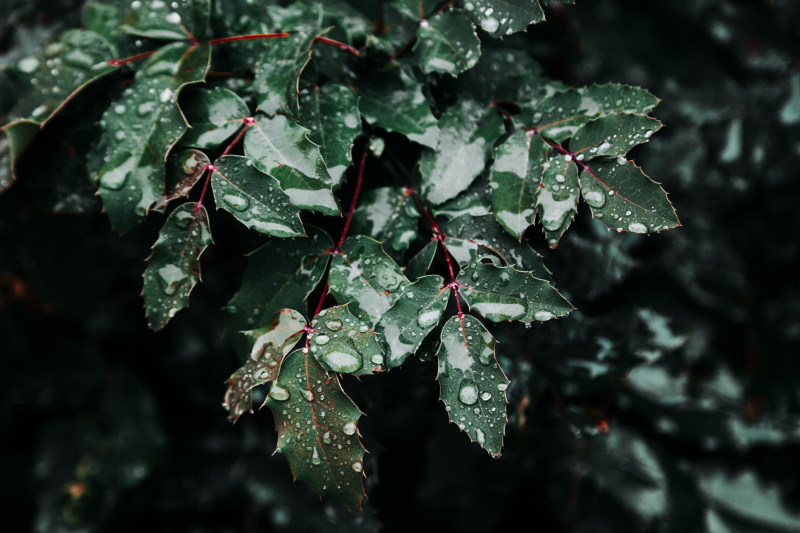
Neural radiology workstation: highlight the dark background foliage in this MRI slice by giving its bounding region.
[2,0,799,531]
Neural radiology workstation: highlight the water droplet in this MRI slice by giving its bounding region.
[17,56,39,74]
[314,334,330,345]
[358,325,369,333]
[322,431,332,444]
[476,428,486,445]
[222,194,250,212]
[458,380,479,405]
[302,390,314,402]
[471,271,480,281]
[99,168,129,190]
[269,384,290,401]
[371,354,384,365]
[352,461,363,473]
[628,222,648,233]
[583,191,606,208]
[480,392,492,401]
[534,310,554,322]
[497,383,508,392]
[311,446,321,465]
[416,308,441,328]
[343,422,357,435]
[326,320,343,331]
[320,350,362,373]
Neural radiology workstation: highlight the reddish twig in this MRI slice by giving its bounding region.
[208,32,290,45]
[335,149,368,250]
[314,36,360,56]
[108,50,157,67]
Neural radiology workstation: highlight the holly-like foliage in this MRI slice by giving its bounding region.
[0,0,682,512]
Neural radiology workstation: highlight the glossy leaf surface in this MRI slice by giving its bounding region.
[179,87,249,149]
[536,154,579,246]
[350,187,420,261]
[309,305,383,376]
[414,12,480,75]
[466,0,545,36]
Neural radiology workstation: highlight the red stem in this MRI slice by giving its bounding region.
[195,117,254,211]
[433,0,460,17]
[313,36,360,57]
[208,32,290,45]
[108,50,157,66]
[336,149,368,250]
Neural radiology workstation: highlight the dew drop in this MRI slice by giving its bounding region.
[476,428,486,445]
[458,380,479,406]
[326,320,343,331]
[628,222,648,234]
[222,194,250,212]
[314,334,330,345]
[583,191,606,208]
[343,422,357,435]
[302,390,314,402]
[311,446,321,466]
[17,56,39,73]
[269,384,290,401]
[352,461,363,473]
[480,392,492,401]
[322,431,332,444]
[534,310,554,322]
[497,383,508,392]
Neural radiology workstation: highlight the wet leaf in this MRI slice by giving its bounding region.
[89,42,210,232]
[329,236,409,327]
[244,114,339,215]
[212,155,304,237]
[436,314,510,456]
[225,226,333,336]
[350,187,420,261]
[405,240,438,281]
[179,86,249,149]
[266,350,366,511]
[142,202,212,330]
[465,0,545,36]
[153,148,209,211]
[579,158,680,234]
[457,262,572,323]
[569,113,662,158]
[118,0,210,41]
[300,83,361,188]
[414,12,480,76]
[420,99,505,205]
[359,67,439,149]
[0,122,38,193]
[309,305,383,376]
[223,309,306,421]
[376,275,448,369]
[536,154,579,246]
[489,128,549,238]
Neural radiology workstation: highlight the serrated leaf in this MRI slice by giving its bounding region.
[569,113,662,158]
[179,87,249,149]
[376,275,448,369]
[225,226,333,336]
[309,305,383,376]
[536,154,579,246]
[153,148,209,211]
[466,0,545,36]
[349,187,420,261]
[90,42,210,232]
[414,12,480,75]
[211,155,304,237]
[405,240,438,281]
[461,48,554,106]
[580,158,680,234]
[432,173,493,219]
[142,202,212,330]
[118,0,210,41]
[300,84,361,188]
[244,114,339,215]
[490,128,549,238]
[420,99,505,205]
[443,214,551,279]
[436,314,510,456]
[457,262,572,323]
[329,236,409,327]
[223,309,306,422]
[359,67,439,149]
[266,350,366,511]
[254,29,324,117]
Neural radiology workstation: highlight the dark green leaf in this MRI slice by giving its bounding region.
[376,275,448,369]
[267,350,366,511]
[0,122,38,193]
[457,262,572,323]
[225,226,333,336]
[569,113,662,158]
[179,87,249,149]
[329,236,409,327]
[420,99,505,205]
[309,305,384,376]
[153,148,209,211]
[212,155,304,237]
[405,240,438,281]
[142,202,212,330]
[223,309,306,422]
[536,154,579,246]
[414,12,480,76]
[350,187,420,261]
[465,0,545,36]
[244,114,339,215]
[580,158,680,234]
[89,43,210,232]
[118,0,210,41]
[436,314,510,456]
[490,128,549,238]
[300,84,361,188]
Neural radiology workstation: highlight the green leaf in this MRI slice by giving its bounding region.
[244,114,339,215]
[211,155,304,237]
[309,305,384,376]
[90,42,210,232]
[375,275,448,369]
[405,240,438,281]
[436,314,510,456]
[460,48,554,105]
[5,30,117,126]
[179,87,249,149]
[442,214,551,279]
[569,113,662,158]
[490,128,549,238]
[432,173,493,219]
[153,148,210,211]
[223,309,306,422]
[266,350,366,511]
[0,122,38,193]
[420,99,505,205]
[118,0,211,41]
[359,67,439,149]
[536,154,579,246]
[225,226,333,337]
[579,158,680,234]
[300,84,361,189]
[142,202,212,330]
[457,262,572,323]
[349,187,420,261]
[329,236,409,327]
[465,0,545,36]
[414,12,480,76]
